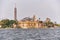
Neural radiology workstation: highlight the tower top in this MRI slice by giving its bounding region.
[15,3,16,8]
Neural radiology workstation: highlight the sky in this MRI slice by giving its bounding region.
[0,0,60,23]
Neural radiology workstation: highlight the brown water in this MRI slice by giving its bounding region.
[0,28,60,40]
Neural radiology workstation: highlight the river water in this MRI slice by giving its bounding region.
[0,28,60,40]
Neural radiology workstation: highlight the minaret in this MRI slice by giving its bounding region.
[14,4,17,21]
[33,15,36,21]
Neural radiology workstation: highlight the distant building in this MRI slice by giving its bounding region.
[45,18,51,22]
[14,4,17,21]
[38,21,44,28]
[17,15,46,28]
[13,4,17,28]
[18,17,39,29]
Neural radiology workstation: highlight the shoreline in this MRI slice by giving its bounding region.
[0,27,59,30]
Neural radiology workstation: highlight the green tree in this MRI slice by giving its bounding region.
[1,19,10,28]
[9,20,17,28]
[45,21,54,28]
[0,19,17,28]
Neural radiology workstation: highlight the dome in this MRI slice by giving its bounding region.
[21,17,33,21]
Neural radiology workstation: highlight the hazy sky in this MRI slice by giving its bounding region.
[0,0,60,23]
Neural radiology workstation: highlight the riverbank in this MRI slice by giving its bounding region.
[0,26,60,29]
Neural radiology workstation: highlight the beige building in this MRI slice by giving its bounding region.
[18,16,38,28]
[18,21,38,29]
[17,16,44,29]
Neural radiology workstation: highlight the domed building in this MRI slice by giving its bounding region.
[13,5,45,28]
[18,16,39,29]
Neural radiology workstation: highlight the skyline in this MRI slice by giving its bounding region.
[0,0,60,23]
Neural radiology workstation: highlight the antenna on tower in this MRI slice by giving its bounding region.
[15,3,16,8]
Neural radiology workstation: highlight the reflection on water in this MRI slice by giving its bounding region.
[0,28,60,40]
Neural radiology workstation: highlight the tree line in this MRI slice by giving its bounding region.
[0,19,17,28]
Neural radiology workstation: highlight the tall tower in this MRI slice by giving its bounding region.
[14,4,17,21]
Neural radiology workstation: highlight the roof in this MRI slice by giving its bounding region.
[21,17,33,22]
